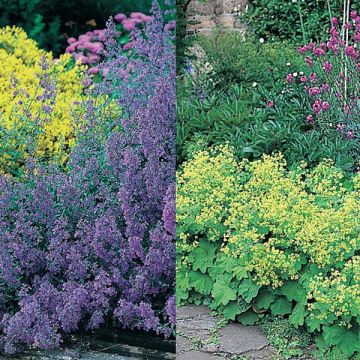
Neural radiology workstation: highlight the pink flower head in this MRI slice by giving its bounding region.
[88,67,99,75]
[337,123,345,133]
[322,101,330,112]
[88,54,101,64]
[309,87,320,96]
[313,47,325,57]
[310,73,317,82]
[298,45,309,54]
[266,100,274,107]
[122,19,137,31]
[165,20,176,31]
[67,37,77,44]
[347,130,355,139]
[286,74,294,83]
[312,99,322,113]
[351,10,358,19]
[305,56,313,67]
[300,75,307,82]
[344,22,352,30]
[65,45,76,53]
[306,114,314,124]
[331,17,338,26]
[321,83,330,92]
[354,32,360,42]
[74,54,88,64]
[123,41,134,51]
[323,61,333,73]
[114,13,126,22]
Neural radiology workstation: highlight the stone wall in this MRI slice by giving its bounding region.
[187,0,248,34]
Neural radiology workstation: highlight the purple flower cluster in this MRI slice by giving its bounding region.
[287,10,360,141]
[0,2,175,353]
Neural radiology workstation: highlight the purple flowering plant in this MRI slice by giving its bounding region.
[0,1,175,354]
[286,10,360,146]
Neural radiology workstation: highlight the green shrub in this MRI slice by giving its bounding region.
[240,0,359,44]
[197,32,303,90]
[177,146,360,358]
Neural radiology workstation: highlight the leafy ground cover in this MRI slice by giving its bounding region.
[0,1,175,355]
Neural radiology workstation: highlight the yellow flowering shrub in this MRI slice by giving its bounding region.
[177,146,360,357]
[0,26,85,173]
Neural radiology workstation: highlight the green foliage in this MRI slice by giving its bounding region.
[177,33,357,171]
[177,147,360,358]
[177,79,356,170]
[260,317,311,359]
[241,0,359,44]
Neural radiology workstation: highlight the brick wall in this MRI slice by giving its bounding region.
[188,0,248,33]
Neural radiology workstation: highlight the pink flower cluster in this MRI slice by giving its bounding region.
[287,10,360,140]
[66,12,153,74]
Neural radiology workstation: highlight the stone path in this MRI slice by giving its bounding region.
[177,305,276,360]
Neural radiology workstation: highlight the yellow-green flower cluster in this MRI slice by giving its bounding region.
[0,26,85,168]
[308,257,360,322]
[177,146,360,322]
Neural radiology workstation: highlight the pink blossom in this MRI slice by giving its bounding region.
[322,101,330,111]
[309,87,320,96]
[313,47,325,57]
[310,73,317,82]
[165,20,176,31]
[351,10,358,19]
[122,19,137,31]
[331,17,338,26]
[323,61,333,73]
[266,100,274,107]
[123,42,134,50]
[347,130,355,139]
[67,37,77,44]
[114,13,126,22]
[305,56,313,66]
[312,99,322,113]
[286,74,294,83]
[88,67,99,75]
[306,115,314,124]
[337,123,345,133]
[300,76,307,82]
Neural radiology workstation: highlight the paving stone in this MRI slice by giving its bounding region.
[177,351,225,360]
[218,323,269,355]
[177,305,211,320]
[176,335,194,353]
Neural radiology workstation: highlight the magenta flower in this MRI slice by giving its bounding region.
[309,87,320,96]
[122,19,137,31]
[312,99,322,113]
[266,100,274,107]
[323,61,333,73]
[87,66,99,75]
[331,17,338,26]
[310,73,317,82]
[67,37,77,44]
[306,114,314,124]
[347,130,355,139]
[300,75,307,82]
[322,101,330,111]
[286,74,294,83]
[114,13,126,22]
[313,47,326,57]
[305,56,313,66]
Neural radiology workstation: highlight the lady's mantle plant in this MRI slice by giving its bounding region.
[0,2,175,354]
[177,146,360,357]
